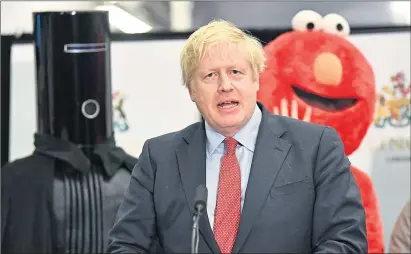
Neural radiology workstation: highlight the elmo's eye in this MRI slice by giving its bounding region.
[292,10,323,32]
[322,13,350,37]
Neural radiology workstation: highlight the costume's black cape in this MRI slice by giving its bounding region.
[1,134,137,253]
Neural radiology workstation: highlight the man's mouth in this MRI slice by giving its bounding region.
[292,85,358,111]
[218,100,239,109]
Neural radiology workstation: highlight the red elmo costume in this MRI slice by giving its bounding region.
[258,10,384,253]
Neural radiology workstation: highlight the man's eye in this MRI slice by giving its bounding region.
[232,70,241,74]
[207,73,214,77]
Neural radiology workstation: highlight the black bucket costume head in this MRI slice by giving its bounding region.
[34,11,113,146]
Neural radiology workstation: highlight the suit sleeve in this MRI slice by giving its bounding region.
[311,126,368,253]
[107,140,157,254]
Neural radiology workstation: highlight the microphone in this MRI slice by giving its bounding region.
[194,185,207,214]
[191,185,208,254]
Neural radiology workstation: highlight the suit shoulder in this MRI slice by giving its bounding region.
[270,114,327,136]
[267,114,340,153]
[144,122,201,151]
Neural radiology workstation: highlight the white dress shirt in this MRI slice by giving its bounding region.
[204,105,262,230]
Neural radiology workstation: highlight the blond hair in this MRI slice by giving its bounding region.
[180,19,266,87]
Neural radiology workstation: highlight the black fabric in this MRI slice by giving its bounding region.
[1,36,13,167]
[33,133,135,177]
[1,134,137,254]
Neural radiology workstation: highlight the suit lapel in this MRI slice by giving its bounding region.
[232,105,292,253]
[176,124,221,253]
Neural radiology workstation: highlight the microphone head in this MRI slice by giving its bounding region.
[194,185,208,212]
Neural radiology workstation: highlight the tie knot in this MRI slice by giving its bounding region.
[224,138,238,155]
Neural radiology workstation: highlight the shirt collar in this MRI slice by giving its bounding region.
[205,104,262,158]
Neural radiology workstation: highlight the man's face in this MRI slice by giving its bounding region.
[188,42,259,137]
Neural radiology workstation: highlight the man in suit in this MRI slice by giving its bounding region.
[107,19,367,253]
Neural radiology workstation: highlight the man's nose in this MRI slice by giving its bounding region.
[313,52,343,86]
[218,75,233,92]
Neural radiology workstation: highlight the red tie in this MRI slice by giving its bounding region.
[213,138,241,253]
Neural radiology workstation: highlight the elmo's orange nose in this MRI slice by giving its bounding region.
[313,52,343,86]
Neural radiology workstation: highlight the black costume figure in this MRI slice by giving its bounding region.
[1,11,137,253]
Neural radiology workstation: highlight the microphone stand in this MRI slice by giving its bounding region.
[192,185,207,254]
[191,204,203,254]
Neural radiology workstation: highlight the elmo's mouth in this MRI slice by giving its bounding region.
[292,85,358,112]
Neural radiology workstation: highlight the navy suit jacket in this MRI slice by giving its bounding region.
[107,102,367,253]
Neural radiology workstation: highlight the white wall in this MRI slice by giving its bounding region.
[1,1,97,35]
[110,40,200,156]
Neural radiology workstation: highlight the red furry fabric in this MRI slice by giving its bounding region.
[351,165,385,253]
[258,31,376,155]
[258,28,385,252]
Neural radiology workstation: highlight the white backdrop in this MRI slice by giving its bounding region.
[346,32,410,175]
[8,31,410,249]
